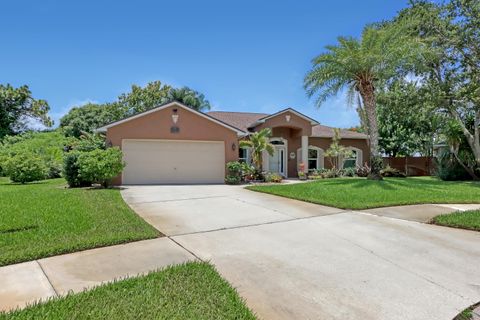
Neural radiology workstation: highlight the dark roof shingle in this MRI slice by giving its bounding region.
[207,111,268,132]
[207,111,367,139]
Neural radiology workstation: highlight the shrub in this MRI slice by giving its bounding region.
[3,152,47,183]
[380,166,406,178]
[264,172,283,183]
[76,147,125,188]
[340,167,356,177]
[72,133,106,152]
[356,163,371,177]
[225,175,241,185]
[240,162,256,181]
[225,161,243,185]
[226,161,259,182]
[322,168,341,179]
[0,131,73,179]
[436,152,471,181]
[226,161,242,177]
[63,152,90,187]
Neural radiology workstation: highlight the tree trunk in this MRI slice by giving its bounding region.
[359,81,383,180]
[450,107,480,172]
[453,152,480,180]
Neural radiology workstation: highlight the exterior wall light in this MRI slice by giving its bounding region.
[232,143,236,151]
[172,114,179,124]
[285,115,291,122]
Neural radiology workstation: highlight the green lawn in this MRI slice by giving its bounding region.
[0,178,160,266]
[432,210,480,231]
[0,262,257,320]
[247,177,480,210]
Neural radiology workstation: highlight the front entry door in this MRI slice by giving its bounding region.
[268,146,286,176]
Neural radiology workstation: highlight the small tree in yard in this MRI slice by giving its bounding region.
[325,129,353,169]
[239,128,275,171]
[63,152,91,188]
[3,152,47,183]
[77,147,125,188]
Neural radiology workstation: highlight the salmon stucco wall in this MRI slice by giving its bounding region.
[106,104,239,184]
[254,111,313,137]
[254,111,313,177]
[308,137,370,170]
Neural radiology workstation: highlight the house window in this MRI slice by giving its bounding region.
[343,149,358,168]
[297,147,324,171]
[239,148,249,163]
[308,148,319,171]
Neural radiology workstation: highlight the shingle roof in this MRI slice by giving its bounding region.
[207,111,367,139]
[207,111,268,132]
[311,125,368,139]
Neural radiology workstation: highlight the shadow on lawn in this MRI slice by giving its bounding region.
[0,180,51,186]
[310,178,397,190]
[307,177,480,191]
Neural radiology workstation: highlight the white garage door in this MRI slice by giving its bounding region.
[122,140,225,184]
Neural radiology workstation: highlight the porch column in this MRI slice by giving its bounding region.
[301,135,309,172]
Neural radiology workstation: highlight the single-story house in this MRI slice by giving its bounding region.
[97,101,369,185]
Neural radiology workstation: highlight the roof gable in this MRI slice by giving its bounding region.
[96,101,245,135]
[207,111,268,132]
[252,108,319,127]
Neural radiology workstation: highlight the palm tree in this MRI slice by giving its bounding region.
[304,25,424,179]
[239,128,275,171]
[168,87,211,111]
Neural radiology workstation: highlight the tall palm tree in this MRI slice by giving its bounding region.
[239,128,275,171]
[304,25,424,179]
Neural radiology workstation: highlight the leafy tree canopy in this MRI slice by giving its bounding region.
[60,81,211,137]
[387,0,480,178]
[0,84,52,139]
[377,80,444,157]
[59,103,118,138]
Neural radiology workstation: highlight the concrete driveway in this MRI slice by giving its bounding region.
[122,185,480,320]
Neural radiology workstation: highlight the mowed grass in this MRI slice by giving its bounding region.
[0,177,159,266]
[247,177,480,210]
[432,210,480,231]
[0,262,257,320]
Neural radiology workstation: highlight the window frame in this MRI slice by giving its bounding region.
[297,146,324,171]
[239,147,250,163]
[341,147,362,168]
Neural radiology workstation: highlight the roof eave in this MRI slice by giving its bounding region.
[310,135,369,140]
[94,101,246,136]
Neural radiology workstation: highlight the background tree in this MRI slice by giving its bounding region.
[0,84,52,139]
[59,81,211,137]
[168,87,211,111]
[60,103,117,138]
[115,81,171,116]
[304,24,425,180]
[239,128,274,171]
[390,0,480,177]
[376,80,443,157]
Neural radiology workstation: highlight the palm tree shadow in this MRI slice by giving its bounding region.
[318,178,397,190]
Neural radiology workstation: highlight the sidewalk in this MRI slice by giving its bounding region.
[0,238,194,312]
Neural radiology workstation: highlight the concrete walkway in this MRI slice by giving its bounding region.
[0,238,194,311]
[1,184,479,319]
[122,185,480,320]
[361,203,480,223]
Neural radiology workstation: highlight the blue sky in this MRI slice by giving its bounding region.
[1,1,409,128]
